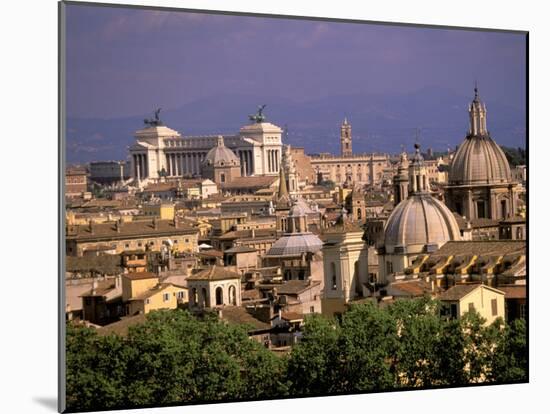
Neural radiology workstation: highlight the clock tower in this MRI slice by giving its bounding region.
[340,117,352,157]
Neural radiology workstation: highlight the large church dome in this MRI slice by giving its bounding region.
[448,87,511,186]
[448,136,511,186]
[384,194,461,253]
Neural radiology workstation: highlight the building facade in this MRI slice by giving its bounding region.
[310,120,390,185]
[128,110,283,182]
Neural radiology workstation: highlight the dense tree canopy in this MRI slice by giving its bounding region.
[66,299,527,411]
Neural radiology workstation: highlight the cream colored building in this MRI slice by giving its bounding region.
[187,266,242,308]
[439,284,505,326]
[122,272,186,316]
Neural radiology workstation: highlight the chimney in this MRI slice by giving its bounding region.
[115,219,121,233]
[153,217,158,230]
[115,275,121,289]
[88,220,94,235]
[91,278,98,295]
[251,228,255,238]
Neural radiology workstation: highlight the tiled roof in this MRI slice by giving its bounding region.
[187,265,240,281]
[260,280,321,296]
[438,283,489,301]
[66,255,122,274]
[142,182,178,192]
[280,312,304,321]
[220,306,271,331]
[123,272,158,281]
[97,314,148,337]
[498,285,526,299]
[224,246,258,254]
[220,176,277,190]
[431,241,525,258]
[388,279,438,297]
[67,219,198,241]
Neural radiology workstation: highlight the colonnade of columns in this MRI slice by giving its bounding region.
[165,152,207,177]
[132,153,148,179]
[267,149,279,173]
[237,150,254,176]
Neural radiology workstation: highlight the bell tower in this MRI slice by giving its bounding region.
[340,118,352,157]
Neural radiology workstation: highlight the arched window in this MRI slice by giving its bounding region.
[220,173,226,183]
[357,208,362,220]
[191,288,197,306]
[331,262,337,290]
[228,285,237,305]
[215,287,223,306]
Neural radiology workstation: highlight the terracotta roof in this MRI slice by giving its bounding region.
[80,279,120,298]
[123,272,158,281]
[197,249,224,258]
[97,314,148,337]
[220,176,277,190]
[280,312,304,321]
[67,219,198,241]
[241,289,262,301]
[187,265,240,281]
[498,285,526,299]
[224,246,258,254]
[66,255,122,275]
[388,279,437,297]
[260,280,321,296]
[220,306,271,331]
[142,182,177,192]
[130,283,184,301]
[431,241,525,258]
[438,283,504,301]
[438,284,480,301]
[218,229,276,240]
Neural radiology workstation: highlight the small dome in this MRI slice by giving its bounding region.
[384,194,461,252]
[449,136,511,185]
[266,233,323,256]
[203,136,240,167]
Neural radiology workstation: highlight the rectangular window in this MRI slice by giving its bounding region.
[177,291,185,299]
[491,298,498,316]
[310,306,315,313]
[449,304,458,319]
[468,302,475,312]
[163,293,170,302]
[145,298,150,305]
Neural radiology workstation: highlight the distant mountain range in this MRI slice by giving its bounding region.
[66,86,526,164]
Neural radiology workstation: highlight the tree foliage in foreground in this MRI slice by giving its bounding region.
[66,299,527,411]
[66,310,287,411]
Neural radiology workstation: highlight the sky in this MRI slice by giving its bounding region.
[65,3,526,120]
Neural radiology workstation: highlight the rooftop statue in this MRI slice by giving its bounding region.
[248,104,267,123]
[144,107,163,127]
